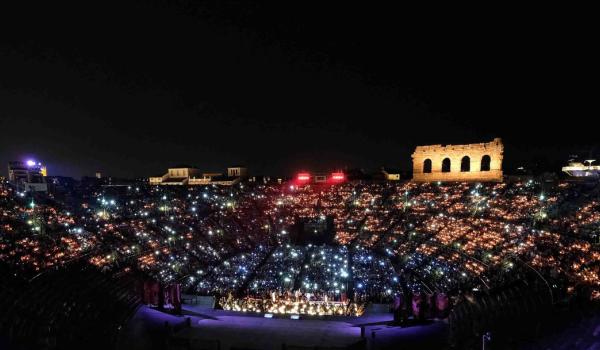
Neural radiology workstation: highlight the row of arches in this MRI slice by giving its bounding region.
[423,155,491,173]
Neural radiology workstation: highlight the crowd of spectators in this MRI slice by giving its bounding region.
[1,177,599,313]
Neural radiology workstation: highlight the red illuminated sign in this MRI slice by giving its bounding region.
[330,172,345,181]
[297,173,311,181]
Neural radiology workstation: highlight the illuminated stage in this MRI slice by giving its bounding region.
[117,304,448,350]
[220,296,365,317]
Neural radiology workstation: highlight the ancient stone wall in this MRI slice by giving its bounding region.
[412,138,503,182]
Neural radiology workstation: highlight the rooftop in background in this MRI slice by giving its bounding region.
[7,160,48,192]
[150,166,247,186]
[562,159,600,180]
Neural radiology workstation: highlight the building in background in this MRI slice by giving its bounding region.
[412,138,504,182]
[227,166,247,178]
[150,166,247,186]
[149,166,202,186]
[7,160,48,192]
[208,174,241,186]
[247,175,273,184]
[562,159,600,181]
[381,167,401,181]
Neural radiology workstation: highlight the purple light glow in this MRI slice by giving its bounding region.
[26,160,36,167]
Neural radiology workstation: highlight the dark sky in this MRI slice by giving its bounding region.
[0,2,597,178]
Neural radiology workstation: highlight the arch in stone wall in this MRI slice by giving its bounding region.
[423,159,432,173]
[481,155,491,171]
[442,158,451,172]
[461,156,470,172]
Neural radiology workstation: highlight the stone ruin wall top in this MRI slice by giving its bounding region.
[414,138,503,155]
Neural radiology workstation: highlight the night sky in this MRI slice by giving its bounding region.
[0,2,597,178]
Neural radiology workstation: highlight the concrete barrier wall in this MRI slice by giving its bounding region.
[365,303,390,314]
[181,294,215,307]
